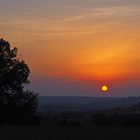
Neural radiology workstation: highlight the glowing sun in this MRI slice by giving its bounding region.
[101,85,108,92]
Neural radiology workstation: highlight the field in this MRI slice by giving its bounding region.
[1,125,140,140]
[2,97,140,140]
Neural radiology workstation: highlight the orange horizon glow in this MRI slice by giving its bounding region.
[1,0,140,88]
[11,26,140,86]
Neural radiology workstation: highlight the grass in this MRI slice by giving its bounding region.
[1,125,140,140]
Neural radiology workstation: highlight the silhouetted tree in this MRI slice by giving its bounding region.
[0,39,38,124]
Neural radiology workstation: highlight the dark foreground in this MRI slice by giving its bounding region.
[1,125,140,140]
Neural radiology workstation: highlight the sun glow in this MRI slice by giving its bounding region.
[101,85,108,92]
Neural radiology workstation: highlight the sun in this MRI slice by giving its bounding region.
[101,85,108,92]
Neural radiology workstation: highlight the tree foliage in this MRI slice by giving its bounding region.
[0,39,38,124]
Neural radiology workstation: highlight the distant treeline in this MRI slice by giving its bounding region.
[39,102,140,127]
[39,112,140,127]
[91,113,140,127]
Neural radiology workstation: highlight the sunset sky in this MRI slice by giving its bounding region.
[1,0,140,96]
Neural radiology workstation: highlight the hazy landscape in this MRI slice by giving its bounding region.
[1,96,140,140]
[38,96,140,112]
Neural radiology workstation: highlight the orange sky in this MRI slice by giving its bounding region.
[0,0,140,96]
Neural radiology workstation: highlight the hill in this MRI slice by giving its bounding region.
[38,96,140,112]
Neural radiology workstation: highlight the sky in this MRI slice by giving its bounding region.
[0,0,140,96]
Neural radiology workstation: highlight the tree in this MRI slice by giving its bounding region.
[0,39,38,124]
